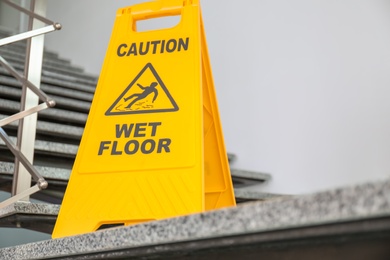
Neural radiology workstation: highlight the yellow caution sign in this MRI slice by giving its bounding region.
[52,0,235,239]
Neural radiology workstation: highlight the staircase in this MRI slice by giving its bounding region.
[1,29,390,260]
[0,30,280,234]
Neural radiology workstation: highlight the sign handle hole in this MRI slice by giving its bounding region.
[135,15,181,32]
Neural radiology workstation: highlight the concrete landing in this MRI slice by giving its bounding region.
[1,178,389,259]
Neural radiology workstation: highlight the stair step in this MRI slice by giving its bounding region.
[0,48,84,73]
[0,66,97,93]
[41,73,96,93]
[0,162,70,181]
[0,135,78,157]
[0,76,94,102]
[0,167,69,203]
[0,201,59,234]
[0,45,72,65]
[0,85,91,113]
[0,114,83,141]
[42,70,97,87]
[0,163,70,204]
[230,169,271,187]
[0,57,98,86]
[0,98,87,125]
[0,41,60,59]
[233,189,288,203]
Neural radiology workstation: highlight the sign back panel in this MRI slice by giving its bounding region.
[53,0,235,239]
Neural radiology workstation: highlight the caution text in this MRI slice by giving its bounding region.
[98,122,171,155]
[117,37,189,57]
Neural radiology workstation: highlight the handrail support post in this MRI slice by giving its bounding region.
[11,0,47,200]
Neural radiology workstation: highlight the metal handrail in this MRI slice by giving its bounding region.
[0,0,61,209]
[0,24,58,46]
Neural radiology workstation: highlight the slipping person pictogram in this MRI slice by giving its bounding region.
[124,82,158,109]
[106,63,179,115]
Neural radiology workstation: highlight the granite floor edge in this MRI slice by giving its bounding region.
[0,178,389,259]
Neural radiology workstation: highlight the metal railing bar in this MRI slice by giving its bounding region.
[0,102,48,127]
[0,127,47,185]
[0,25,56,47]
[2,0,54,25]
[0,55,56,106]
[0,184,40,209]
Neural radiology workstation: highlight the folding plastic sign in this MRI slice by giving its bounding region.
[52,0,235,238]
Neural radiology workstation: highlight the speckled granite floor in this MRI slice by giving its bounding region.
[1,178,389,259]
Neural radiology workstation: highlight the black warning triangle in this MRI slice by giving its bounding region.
[106,63,179,115]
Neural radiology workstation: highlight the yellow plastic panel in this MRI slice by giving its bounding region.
[53,0,204,238]
[200,14,235,210]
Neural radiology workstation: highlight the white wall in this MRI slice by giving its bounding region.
[0,1,21,33]
[45,0,390,195]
